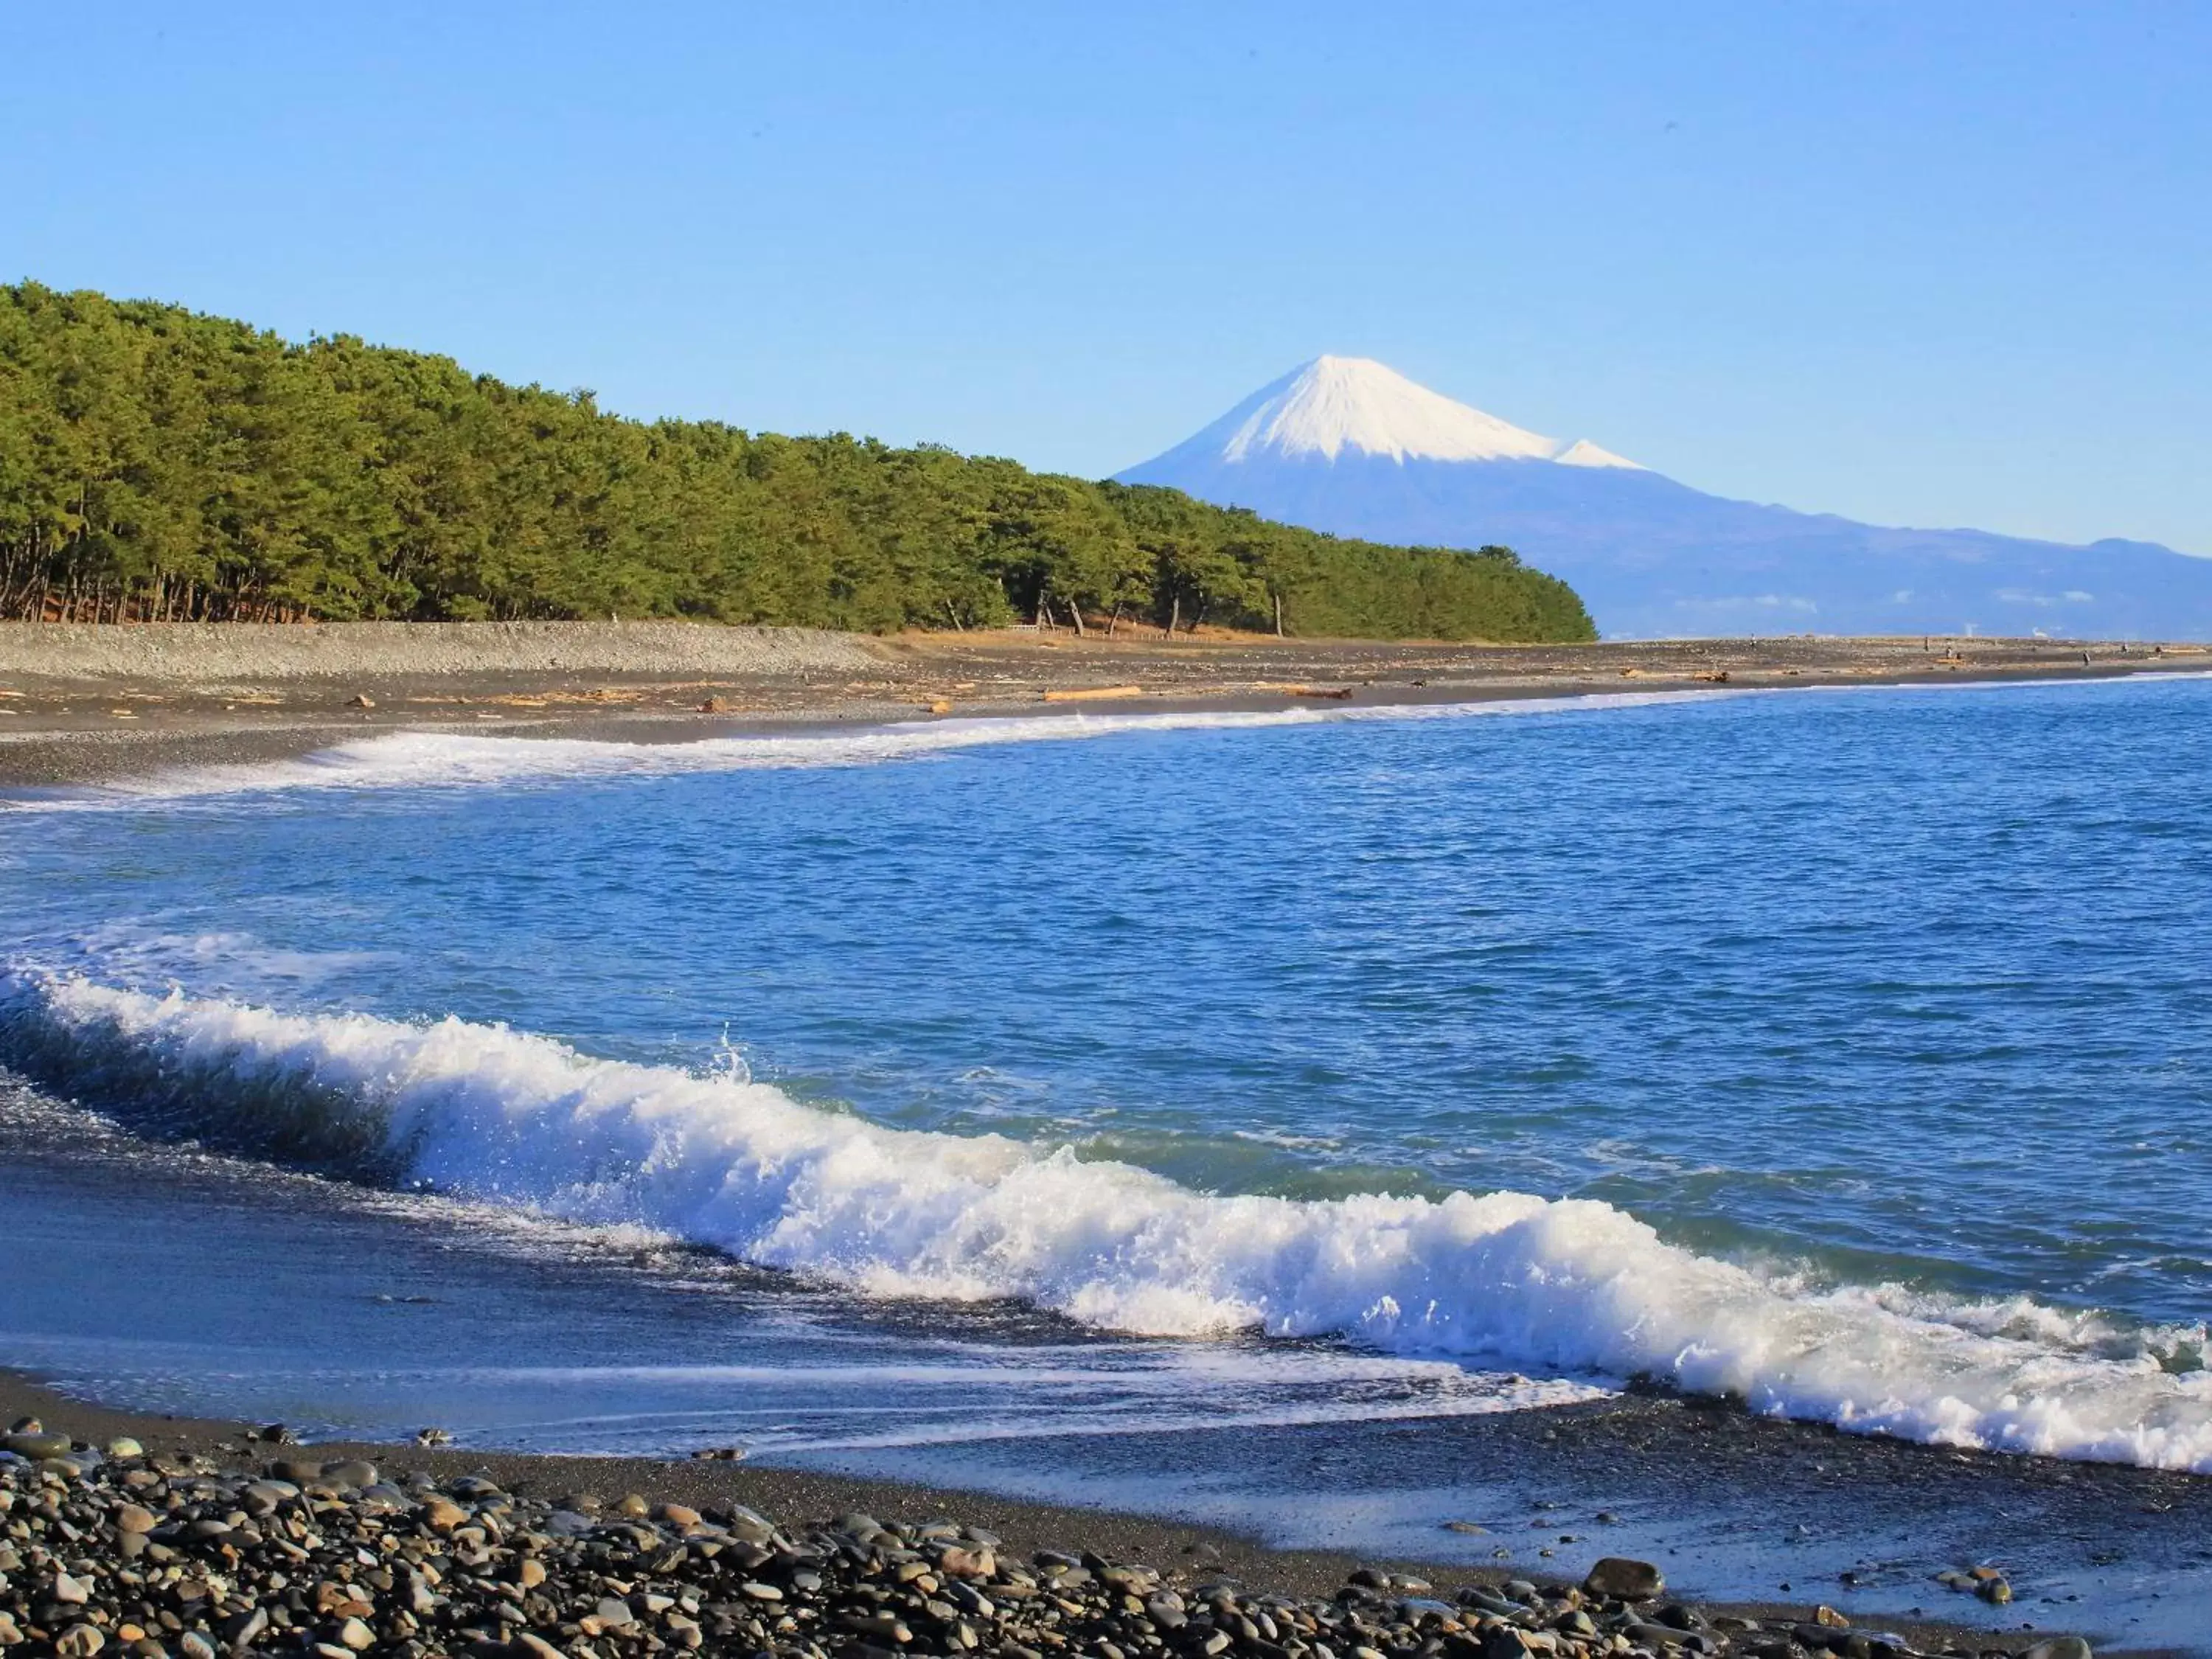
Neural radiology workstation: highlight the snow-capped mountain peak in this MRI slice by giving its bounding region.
[1116,356,2212,641]
[1186,355,1643,470]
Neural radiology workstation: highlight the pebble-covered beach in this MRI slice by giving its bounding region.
[3,622,2194,792]
[0,1420,2094,1659]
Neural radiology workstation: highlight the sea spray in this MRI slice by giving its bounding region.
[8,972,2212,1472]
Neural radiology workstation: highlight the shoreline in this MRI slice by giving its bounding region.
[7,623,2206,1653]
[4,1107,2203,1654]
[0,1368,2113,1658]
[1,624,2202,790]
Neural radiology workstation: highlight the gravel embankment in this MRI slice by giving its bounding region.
[5,624,2199,695]
[0,1422,2090,1659]
[0,623,880,685]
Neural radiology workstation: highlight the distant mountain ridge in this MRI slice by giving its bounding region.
[1119,357,2212,640]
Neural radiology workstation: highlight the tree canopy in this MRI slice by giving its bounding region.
[0,282,1595,641]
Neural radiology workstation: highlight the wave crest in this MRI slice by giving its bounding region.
[7,972,2212,1470]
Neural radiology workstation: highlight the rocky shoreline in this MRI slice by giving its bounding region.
[0,623,882,685]
[4,629,2195,1657]
[0,1416,2093,1659]
[1,623,2202,792]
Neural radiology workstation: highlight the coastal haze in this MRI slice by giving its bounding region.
[1120,357,2212,641]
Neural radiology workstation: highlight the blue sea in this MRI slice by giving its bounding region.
[4,675,2211,1545]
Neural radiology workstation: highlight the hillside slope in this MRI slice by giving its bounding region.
[0,288,1593,644]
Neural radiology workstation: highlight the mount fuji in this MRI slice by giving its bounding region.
[1117,356,2212,640]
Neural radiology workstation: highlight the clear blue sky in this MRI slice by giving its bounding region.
[9,1,2206,553]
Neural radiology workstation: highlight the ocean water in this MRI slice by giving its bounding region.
[4,675,2212,1482]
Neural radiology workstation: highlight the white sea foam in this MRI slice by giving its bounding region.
[0,1327,1599,1458]
[17,691,1739,806]
[9,973,2212,1471]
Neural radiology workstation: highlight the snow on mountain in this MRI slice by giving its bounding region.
[1177,355,1642,469]
[1116,358,2212,639]
[1552,438,1644,470]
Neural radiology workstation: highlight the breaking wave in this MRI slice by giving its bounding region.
[17,692,1739,804]
[7,971,2212,1471]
